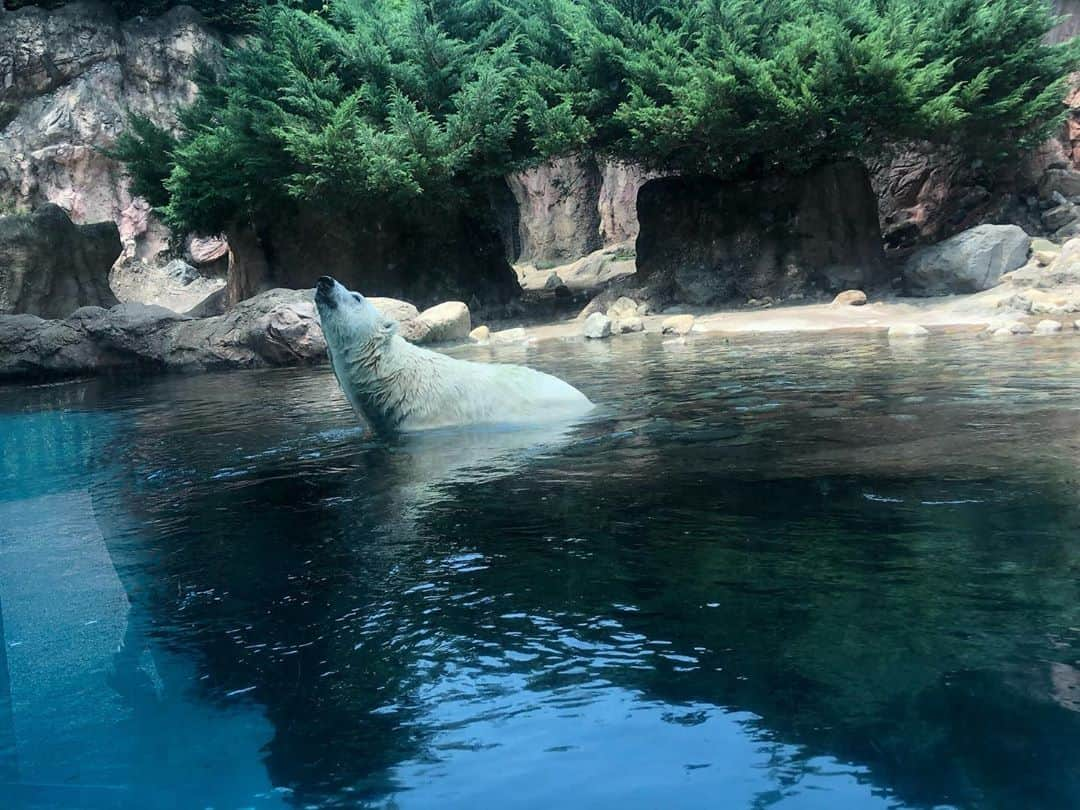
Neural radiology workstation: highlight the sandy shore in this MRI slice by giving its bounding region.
[497,284,1074,344]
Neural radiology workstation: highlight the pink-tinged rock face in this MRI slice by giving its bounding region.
[185,234,230,266]
[0,4,223,271]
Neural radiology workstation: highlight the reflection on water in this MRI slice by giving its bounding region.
[1,332,1079,809]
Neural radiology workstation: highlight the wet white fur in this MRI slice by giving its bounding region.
[315,279,593,433]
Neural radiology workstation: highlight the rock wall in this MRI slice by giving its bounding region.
[635,162,887,306]
[506,155,603,265]
[866,142,999,254]
[224,203,520,316]
[0,1,222,267]
[505,156,663,266]
[0,203,120,317]
[597,161,663,246]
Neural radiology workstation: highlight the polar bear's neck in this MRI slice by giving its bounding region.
[333,335,447,433]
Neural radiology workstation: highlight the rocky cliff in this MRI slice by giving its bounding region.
[0,1,222,269]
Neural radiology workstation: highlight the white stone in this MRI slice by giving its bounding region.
[1035,319,1063,334]
[661,314,695,335]
[887,324,930,339]
[469,325,490,342]
[614,316,644,334]
[606,296,640,320]
[416,301,471,342]
[370,297,419,324]
[492,327,528,344]
[832,290,867,306]
[583,312,613,339]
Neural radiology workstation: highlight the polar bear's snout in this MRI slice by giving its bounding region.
[315,275,342,308]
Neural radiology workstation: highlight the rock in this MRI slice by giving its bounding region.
[0,288,333,379]
[397,318,433,345]
[607,296,641,320]
[1043,203,1080,232]
[491,326,528,344]
[469,325,491,343]
[184,287,227,318]
[1031,238,1061,266]
[597,161,666,246]
[0,4,224,269]
[636,162,886,306]
[177,289,325,367]
[902,224,1030,296]
[560,248,636,292]
[0,286,467,379]
[166,289,326,369]
[614,316,645,334]
[867,141,994,253]
[661,314,696,336]
[1038,168,1080,200]
[887,324,930,339]
[185,234,229,265]
[999,288,1080,316]
[110,256,225,313]
[0,204,120,317]
[543,272,564,290]
[416,301,471,343]
[506,155,602,265]
[164,259,199,286]
[832,290,868,306]
[1035,319,1064,334]
[583,312,613,339]
[993,320,1034,335]
[370,297,420,324]
[1054,220,1080,242]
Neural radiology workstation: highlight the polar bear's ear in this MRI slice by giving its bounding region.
[378,318,398,339]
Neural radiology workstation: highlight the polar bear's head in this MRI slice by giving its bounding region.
[315,276,398,352]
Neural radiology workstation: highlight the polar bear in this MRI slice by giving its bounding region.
[314,276,594,433]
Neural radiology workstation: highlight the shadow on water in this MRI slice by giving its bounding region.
[1,333,1080,808]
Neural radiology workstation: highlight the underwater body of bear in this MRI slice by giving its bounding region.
[314,277,594,433]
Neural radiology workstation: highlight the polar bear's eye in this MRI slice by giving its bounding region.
[351,293,363,303]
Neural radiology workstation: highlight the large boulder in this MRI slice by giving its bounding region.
[634,162,887,306]
[0,204,120,317]
[0,288,326,379]
[415,301,471,343]
[0,303,186,377]
[901,224,1031,296]
[167,288,327,370]
[517,243,637,294]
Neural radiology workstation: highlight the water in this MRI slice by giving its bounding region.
[0,331,1078,809]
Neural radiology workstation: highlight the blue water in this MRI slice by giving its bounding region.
[0,332,1078,809]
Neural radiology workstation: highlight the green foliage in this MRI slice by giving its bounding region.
[115,0,1079,234]
[105,115,178,208]
[524,0,1080,176]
